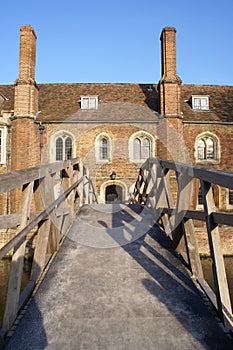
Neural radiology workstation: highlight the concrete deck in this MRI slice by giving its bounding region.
[4,204,233,349]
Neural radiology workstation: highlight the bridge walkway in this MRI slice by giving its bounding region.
[4,204,233,349]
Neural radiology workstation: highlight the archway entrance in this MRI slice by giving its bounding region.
[105,185,123,203]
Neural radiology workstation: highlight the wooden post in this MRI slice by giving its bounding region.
[83,168,89,205]
[77,161,84,206]
[201,180,232,326]
[2,181,34,333]
[182,219,203,279]
[30,178,52,282]
[156,166,174,239]
[61,161,75,229]
[146,162,157,209]
[169,170,188,254]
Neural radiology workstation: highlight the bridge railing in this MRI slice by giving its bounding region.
[134,157,233,332]
[0,158,97,337]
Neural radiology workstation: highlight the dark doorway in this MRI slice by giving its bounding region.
[105,185,123,203]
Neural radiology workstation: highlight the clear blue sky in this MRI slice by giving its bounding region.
[0,0,232,86]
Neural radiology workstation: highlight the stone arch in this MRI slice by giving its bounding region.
[99,180,128,204]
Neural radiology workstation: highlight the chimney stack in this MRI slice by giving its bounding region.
[11,25,40,177]
[14,25,39,117]
[159,27,182,117]
[157,27,186,163]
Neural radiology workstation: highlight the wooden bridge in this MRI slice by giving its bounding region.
[0,158,233,349]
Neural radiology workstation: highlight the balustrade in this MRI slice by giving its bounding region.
[134,158,233,332]
[0,158,97,339]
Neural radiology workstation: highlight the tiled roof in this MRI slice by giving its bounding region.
[37,83,159,122]
[181,85,233,122]
[0,85,14,111]
[1,83,233,123]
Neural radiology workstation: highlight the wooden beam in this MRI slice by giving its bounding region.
[201,180,232,327]
[2,181,34,333]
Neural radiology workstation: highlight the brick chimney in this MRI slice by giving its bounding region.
[10,26,41,212]
[159,27,182,117]
[157,28,186,163]
[14,25,39,116]
[11,25,40,173]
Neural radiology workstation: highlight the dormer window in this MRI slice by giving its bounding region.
[80,96,98,109]
[192,96,209,110]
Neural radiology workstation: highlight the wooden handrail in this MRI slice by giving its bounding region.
[0,158,97,336]
[134,157,233,332]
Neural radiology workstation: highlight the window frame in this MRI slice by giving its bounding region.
[227,189,233,209]
[80,96,98,110]
[129,131,155,163]
[195,132,220,164]
[192,95,209,110]
[50,131,75,162]
[0,127,6,164]
[95,132,112,164]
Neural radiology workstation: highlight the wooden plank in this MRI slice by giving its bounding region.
[76,160,84,206]
[155,168,174,239]
[42,170,60,252]
[161,208,206,221]
[182,219,203,279]
[0,175,84,259]
[212,212,233,226]
[83,169,90,205]
[0,214,20,228]
[0,159,81,194]
[145,162,157,209]
[198,278,217,310]
[62,160,75,224]
[30,219,52,282]
[0,212,44,229]
[2,181,34,333]
[161,208,233,226]
[201,180,232,327]
[169,169,192,254]
[159,159,233,190]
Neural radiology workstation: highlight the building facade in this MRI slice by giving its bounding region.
[0,25,233,211]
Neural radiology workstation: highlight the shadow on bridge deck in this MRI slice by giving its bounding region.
[3,204,233,350]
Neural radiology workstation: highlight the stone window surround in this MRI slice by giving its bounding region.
[50,130,76,162]
[194,131,220,165]
[0,127,6,164]
[95,132,112,164]
[129,130,156,163]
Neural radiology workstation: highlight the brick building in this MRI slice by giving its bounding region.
[0,25,233,210]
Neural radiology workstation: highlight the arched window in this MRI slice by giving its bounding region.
[133,137,151,160]
[133,138,141,159]
[95,133,112,163]
[100,138,108,160]
[65,137,72,159]
[56,135,72,160]
[195,133,219,162]
[142,138,150,159]
[50,132,74,162]
[56,137,63,161]
[130,132,154,162]
[197,138,214,160]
